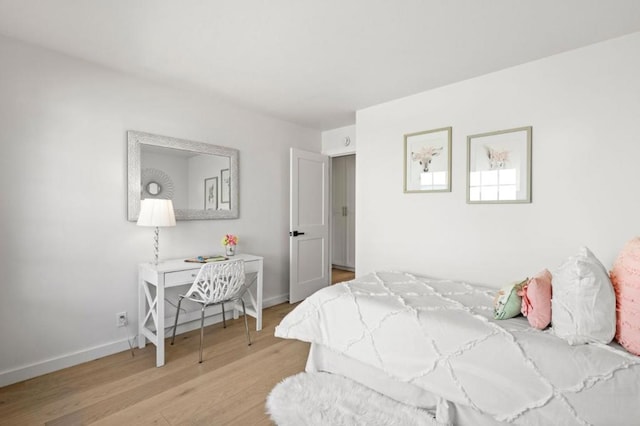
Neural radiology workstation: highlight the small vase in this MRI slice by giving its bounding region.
[225,245,235,256]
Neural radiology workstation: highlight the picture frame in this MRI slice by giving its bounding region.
[204,177,218,210]
[221,168,230,204]
[403,127,452,193]
[467,126,532,204]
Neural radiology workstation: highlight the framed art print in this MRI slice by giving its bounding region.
[403,127,452,193]
[204,177,218,210]
[221,168,230,204]
[467,126,532,204]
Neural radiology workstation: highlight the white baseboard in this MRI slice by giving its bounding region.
[0,338,133,388]
[264,293,289,307]
[0,294,290,388]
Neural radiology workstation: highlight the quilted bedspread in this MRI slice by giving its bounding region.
[275,272,640,425]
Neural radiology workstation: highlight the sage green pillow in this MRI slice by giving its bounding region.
[493,279,527,320]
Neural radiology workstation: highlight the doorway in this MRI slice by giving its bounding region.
[331,154,356,284]
[331,268,355,284]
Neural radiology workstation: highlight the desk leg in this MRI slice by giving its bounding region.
[156,274,165,367]
[256,259,263,331]
[234,263,263,331]
[138,271,146,349]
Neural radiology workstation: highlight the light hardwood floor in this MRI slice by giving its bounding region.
[331,268,355,285]
[0,303,307,425]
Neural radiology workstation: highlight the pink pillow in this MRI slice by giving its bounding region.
[610,238,640,355]
[518,269,552,329]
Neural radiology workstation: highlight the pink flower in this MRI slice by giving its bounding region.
[221,234,238,246]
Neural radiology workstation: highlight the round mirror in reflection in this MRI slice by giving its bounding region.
[146,181,162,196]
[141,168,174,200]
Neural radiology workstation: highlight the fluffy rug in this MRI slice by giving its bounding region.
[266,372,440,426]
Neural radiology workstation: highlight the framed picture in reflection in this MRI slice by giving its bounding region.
[221,168,230,204]
[204,177,218,210]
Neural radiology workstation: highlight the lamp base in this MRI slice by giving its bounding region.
[153,226,160,265]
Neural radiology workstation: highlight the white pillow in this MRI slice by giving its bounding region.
[551,247,616,345]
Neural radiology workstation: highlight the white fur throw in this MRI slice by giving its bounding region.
[266,372,440,426]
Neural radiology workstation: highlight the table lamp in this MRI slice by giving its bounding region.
[137,199,176,265]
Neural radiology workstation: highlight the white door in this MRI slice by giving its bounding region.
[289,148,330,303]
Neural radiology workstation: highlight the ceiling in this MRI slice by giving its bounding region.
[1,1,639,130]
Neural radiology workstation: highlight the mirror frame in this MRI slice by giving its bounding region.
[127,130,239,221]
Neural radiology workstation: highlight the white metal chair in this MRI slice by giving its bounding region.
[170,259,251,363]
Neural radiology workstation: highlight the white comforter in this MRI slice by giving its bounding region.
[275,272,640,425]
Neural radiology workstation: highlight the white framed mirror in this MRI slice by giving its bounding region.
[127,131,239,221]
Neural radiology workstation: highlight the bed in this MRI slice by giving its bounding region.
[275,271,640,425]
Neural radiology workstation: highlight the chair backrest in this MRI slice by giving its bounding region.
[186,259,246,304]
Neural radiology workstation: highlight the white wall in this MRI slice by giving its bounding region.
[322,125,356,156]
[356,32,640,286]
[0,36,320,386]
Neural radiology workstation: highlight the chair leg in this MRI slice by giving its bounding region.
[221,302,226,328]
[199,304,206,363]
[170,296,184,345]
[241,299,251,346]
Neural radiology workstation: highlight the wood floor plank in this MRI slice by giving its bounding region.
[0,302,305,426]
[165,341,307,426]
[90,340,307,426]
[0,347,155,419]
[45,332,291,425]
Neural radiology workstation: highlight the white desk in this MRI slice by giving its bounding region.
[138,254,263,367]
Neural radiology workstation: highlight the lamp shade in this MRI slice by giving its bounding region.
[137,199,176,227]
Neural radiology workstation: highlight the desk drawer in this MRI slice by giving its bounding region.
[163,259,259,286]
[165,269,200,286]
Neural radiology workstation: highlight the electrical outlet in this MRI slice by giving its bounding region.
[116,311,128,327]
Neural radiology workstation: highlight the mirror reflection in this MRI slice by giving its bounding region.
[146,181,161,196]
[127,131,239,221]
[140,145,231,211]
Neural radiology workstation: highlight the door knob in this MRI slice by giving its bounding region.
[289,231,306,236]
